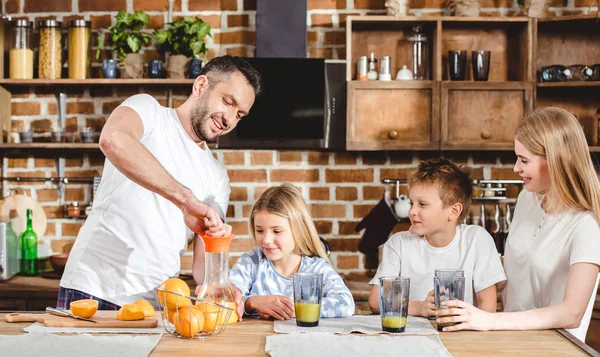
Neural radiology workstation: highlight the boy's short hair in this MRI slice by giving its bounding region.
[408,158,472,222]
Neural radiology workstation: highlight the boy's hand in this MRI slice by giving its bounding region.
[247,295,295,320]
[416,290,436,317]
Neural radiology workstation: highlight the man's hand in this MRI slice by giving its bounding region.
[180,195,227,236]
[247,295,295,320]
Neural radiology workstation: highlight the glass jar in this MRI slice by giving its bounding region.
[407,25,429,80]
[9,20,33,79]
[38,20,62,79]
[68,20,91,79]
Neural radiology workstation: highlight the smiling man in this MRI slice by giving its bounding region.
[58,56,261,315]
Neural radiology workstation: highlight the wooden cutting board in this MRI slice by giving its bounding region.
[4,310,158,328]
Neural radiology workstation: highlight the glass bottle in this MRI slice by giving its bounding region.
[196,233,237,322]
[407,25,429,80]
[38,20,62,79]
[9,19,33,79]
[20,209,38,276]
[5,210,19,276]
[367,52,378,80]
[68,20,92,79]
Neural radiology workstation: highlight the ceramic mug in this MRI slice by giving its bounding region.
[394,194,411,218]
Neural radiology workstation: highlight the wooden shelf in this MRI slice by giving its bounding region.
[443,81,533,90]
[0,79,194,86]
[590,147,600,152]
[349,80,435,89]
[537,82,600,87]
[0,143,100,149]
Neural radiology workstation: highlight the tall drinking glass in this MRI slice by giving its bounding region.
[293,273,323,327]
[378,276,410,333]
[434,269,465,331]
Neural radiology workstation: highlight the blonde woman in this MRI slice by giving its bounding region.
[438,107,600,342]
[229,183,355,320]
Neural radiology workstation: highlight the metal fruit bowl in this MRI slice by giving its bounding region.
[155,288,233,339]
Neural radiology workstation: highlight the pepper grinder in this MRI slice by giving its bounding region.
[367,52,378,80]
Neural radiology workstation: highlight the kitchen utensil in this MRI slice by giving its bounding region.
[492,204,503,255]
[396,65,413,80]
[378,276,410,333]
[46,307,97,323]
[479,203,486,231]
[5,310,158,328]
[472,50,491,81]
[49,252,69,274]
[0,193,47,237]
[448,50,467,81]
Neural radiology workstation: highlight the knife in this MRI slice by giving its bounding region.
[46,307,98,323]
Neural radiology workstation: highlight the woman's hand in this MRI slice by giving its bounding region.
[247,295,295,320]
[436,300,496,331]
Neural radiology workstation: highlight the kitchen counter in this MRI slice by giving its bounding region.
[0,313,597,356]
[0,276,60,311]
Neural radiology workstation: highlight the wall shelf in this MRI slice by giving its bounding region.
[537,82,600,88]
[0,79,195,87]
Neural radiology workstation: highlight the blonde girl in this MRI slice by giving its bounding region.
[438,107,600,342]
[229,183,355,320]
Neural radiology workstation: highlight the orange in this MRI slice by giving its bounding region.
[133,299,155,317]
[70,299,98,318]
[162,308,177,324]
[221,302,238,324]
[203,311,219,332]
[195,301,219,313]
[157,278,191,310]
[117,303,145,321]
[196,300,238,324]
[173,306,204,337]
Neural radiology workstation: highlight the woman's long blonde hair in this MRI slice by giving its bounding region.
[515,107,600,224]
[250,183,332,265]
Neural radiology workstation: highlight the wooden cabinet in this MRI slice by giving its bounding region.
[0,276,59,311]
[346,16,535,151]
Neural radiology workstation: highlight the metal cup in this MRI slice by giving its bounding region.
[293,273,323,327]
[434,270,465,332]
[378,276,410,333]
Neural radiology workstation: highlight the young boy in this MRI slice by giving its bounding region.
[368,158,506,317]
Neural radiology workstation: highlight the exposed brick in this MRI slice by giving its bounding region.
[363,186,385,200]
[51,238,74,253]
[308,152,330,165]
[6,0,19,13]
[229,169,267,183]
[8,158,28,168]
[251,151,273,165]
[65,170,101,178]
[271,169,319,182]
[308,31,319,45]
[147,16,165,30]
[337,47,346,60]
[490,168,520,180]
[223,152,245,165]
[12,102,40,116]
[89,15,111,30]
[337,255,359,269]
[315,220,333,234]
[309,48,333,59]
[325,169,373,183]
[200,15,221,29]
[43,205,64,219]
[63,223,83,236]
[242,204,253,218]
[230,187,248,201]
[102,101,122,115]
[334,153,358,165]
[228,14,249,27]
[310,187,330,201]
[362,152,387,165]
[389,152,414,164]
[323,31,345,46]
[25,0,71,12]
[67,102,95,115]
[380,168,413,180]
[214,31,255,45]
[308,0,346,9]
[37,189,58,202]
[229,221,249,235]
[230,238,256,252]
[65,118,78,132]
[279,151,303,164]
[409,0,444,8]
[134,0,169,11]
[34,158,55,168]
[89,153,105,167]
[85,117,105,132]
[338,221,360,235]
[65,158,84,167]
[12,119,24,132]
[79,0,126,11]
[66,188,85,202]
[244,0,257,10]
[226,47,247,57]
[328,238,360,252]
[336,187,357,201]
[310,204,346,218]
[7,171,47,184]
[227,205,235,218]
[354,204,375,219]
[442,152,470,165]
[339,13,360,27]
[31,119,52,132]
[468,167,484,180]
[311,14,333,27]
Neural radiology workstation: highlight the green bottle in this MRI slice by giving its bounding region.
[20,209,38,275]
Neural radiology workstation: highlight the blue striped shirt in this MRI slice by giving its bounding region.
[230,248,355,318]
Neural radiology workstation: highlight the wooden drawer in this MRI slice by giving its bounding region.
[0,298,26,311]
[347,81,440,151]
[441,82,533,150]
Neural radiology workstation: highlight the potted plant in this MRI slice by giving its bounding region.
[154,17,212,79]
[517,0,550,17]
[444,0,480,16]
[97,11,151,78]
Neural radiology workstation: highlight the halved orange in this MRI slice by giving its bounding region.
[133,299,155,317]
[117,303,145,321]
[70,299,98,318]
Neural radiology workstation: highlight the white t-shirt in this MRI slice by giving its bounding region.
[369,224,507,305]
[60,94,230,306]
[503,190,600,342]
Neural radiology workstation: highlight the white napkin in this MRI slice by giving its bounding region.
[24,321,164,334]
[266,333,453,357]
[0,332,162,357]
[274,315,438,335]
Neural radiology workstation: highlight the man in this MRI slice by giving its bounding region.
[58,56,261,320]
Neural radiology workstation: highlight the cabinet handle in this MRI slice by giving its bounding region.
[481,131,492,140]
[388,130,398,140]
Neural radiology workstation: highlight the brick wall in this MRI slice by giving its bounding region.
[4,0,582,276]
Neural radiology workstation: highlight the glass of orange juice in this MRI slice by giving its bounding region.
[292,273,323,327]
[378,276,410,333]
[434,269,465,331]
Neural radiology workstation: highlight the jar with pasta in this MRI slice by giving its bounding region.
[38,20,62,79]
[68,20,91,79]
[9,20,33,79]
